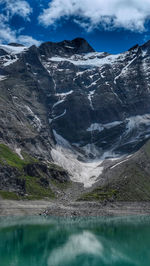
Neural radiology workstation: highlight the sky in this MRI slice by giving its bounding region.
[0,0,150,53]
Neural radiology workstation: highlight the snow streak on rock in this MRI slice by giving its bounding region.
[25,106,42,132]
[87,90,95,110]
[15,148,24,160]
[49,52,123,68]
[87,121,122,132]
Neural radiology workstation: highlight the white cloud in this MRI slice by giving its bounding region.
[0,30,41,46]
[17,35,41,46]
[0,0,40,46]
[38,0,150,32]
[0,0,32,19]
[0,12,40,46]
[0,27,16,43]
[0,14,16,43]
[0,0,32,43]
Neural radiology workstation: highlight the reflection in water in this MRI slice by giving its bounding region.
[48,231,103,265]
[0,216,150,266]
[48,230,132,266]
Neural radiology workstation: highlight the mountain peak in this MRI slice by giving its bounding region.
[65,37,95,53]
[38,37,95,57]
[128,44,139,51]
[142,40,150,49]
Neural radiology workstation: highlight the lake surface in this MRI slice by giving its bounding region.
[0,215,150,266]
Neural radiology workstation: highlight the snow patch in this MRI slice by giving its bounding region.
[142,49,147,57]
[53,99,65,109]
[82,143,102,158]
[53,91,73,109]
[51,130,103,188]
[3,57,18,67]
[125,114,150,133]
[87,90,95,110]
[15,148,24,160]
[114,56,137,84]
[110,155,132,169]
[87,121,122,132]
[65,45,75,49]
[87,123,104,132]
[53,110,66,120]
[51,91,73,122]
[86,78,101,88]
[76,71,85,76]
[100,71,105,78]
[0,44,27,55]
[0,75,7,81]
[55,90,73,97]
[25,106,42,132]
[104,121,122,129]
[49,52,126,68]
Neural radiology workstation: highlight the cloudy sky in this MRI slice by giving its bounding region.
[0,0,150,53]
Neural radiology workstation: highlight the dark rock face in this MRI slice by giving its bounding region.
[0,49,8,56]
[0,165,25,193]
[23,163,69,183]
[0,38,150,162]
[38,37,95,58]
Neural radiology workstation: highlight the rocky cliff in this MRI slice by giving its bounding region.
[1,38,150,200]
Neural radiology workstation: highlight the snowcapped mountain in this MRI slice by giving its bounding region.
[1,38,150,194]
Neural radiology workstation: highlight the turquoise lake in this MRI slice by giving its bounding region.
[0,215,150,266]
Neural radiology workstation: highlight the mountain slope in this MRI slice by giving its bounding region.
[1,38,150,198]
[80,140,150,201]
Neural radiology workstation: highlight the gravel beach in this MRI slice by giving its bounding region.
[1,200,150,217]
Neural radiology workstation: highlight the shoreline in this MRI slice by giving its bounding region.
[1,200,150,217]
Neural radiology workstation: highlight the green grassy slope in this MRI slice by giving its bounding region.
[0,143,69,200]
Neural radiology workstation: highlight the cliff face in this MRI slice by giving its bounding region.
[1,38,150,197]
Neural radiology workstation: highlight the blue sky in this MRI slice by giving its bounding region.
[0,0,150,53]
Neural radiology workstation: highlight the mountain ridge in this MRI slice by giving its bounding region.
[1,38,150,200]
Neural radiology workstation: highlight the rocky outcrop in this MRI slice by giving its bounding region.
[23,163,69,183]
[0,164,25,194]
[0,144,70,199]
[0,159,70,199]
